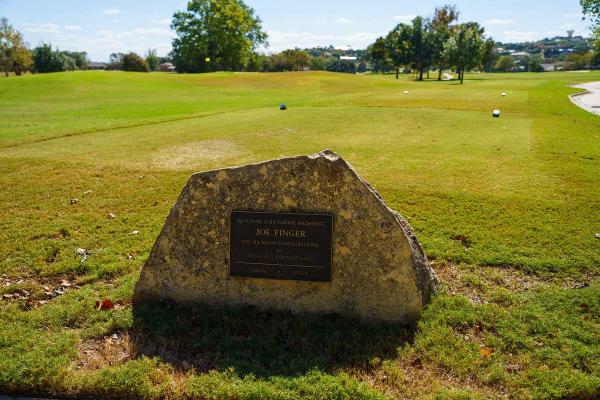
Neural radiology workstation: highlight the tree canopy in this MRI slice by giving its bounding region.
[367,6,491,83]
[443,23,485,83]
[171,0,268,73]
[0,17,32,76]
[581,0,600,25]
[145,49,159,71]
[122,52,150,72]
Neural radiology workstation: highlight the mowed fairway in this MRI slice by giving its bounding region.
[1,71,599,399]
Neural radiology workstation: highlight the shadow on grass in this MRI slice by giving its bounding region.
[131,301,413,377]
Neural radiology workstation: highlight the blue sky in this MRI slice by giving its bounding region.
[0,0,592,61]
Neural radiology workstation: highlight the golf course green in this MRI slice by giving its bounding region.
[0,70,599,399]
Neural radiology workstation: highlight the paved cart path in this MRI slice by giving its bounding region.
[570,81,600,116]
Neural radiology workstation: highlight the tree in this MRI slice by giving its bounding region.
[581,0,600,25]
[387,23,413,79]
[0,17,33,76]
[411,16,427,80]
[367,36,389,74]
[280,49,310,71]
[528,55,545,72]
[564,52,593,70]
[480,38,497,72]
[309,56,328,71]
[325,59,356,74]
[245,53,262,71]
[443,23,485,83]
[62,51,88,69]
[171,0,268,73]
[122,52,150,72]
[145,49,159,71]
[108,53,124,70]
[495,55,515,72]
[60,53,78,71]
[430,4,459,80]
[32,43,65,73]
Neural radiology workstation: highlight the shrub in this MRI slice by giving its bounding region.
[122,52,150,72]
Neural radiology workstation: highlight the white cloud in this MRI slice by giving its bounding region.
[22,22,61,34]
[265,30,382,52]
[152,18,171,25]
[103,9,120,15]
[501,30,540,42]
[483,19,514,25]
[63,25,83,31]
[335,17,352,24]
[75,27,174,59]
[560,23,575,29]
[392,15,416,23]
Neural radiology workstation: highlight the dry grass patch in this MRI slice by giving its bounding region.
[146,139,245,170]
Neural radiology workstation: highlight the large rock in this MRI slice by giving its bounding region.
[134,150,438,323]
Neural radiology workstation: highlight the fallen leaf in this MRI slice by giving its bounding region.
[129,230,139,235]
[480,347,495,358]
[70,198,79,205]
[96,298,114,310]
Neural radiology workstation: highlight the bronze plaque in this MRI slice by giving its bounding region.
[229,211,333,282]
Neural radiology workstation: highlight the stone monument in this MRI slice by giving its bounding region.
[134,150,438,323]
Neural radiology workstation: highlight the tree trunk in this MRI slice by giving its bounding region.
[395,67,399,79]
[427,67,430,79]
[438,64,442,81]
[419,66,424,81]
[4,69,8,77]
[460,68,464,84]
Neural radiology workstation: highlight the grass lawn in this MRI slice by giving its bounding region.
[0,70,599,399]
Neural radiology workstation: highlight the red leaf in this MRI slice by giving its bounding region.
[95,298,114,310]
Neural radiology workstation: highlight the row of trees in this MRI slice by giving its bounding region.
[367,5,494,83]
[242,49,364,73]
[32,43,88,73]
[494,55,545,72]
[3,0,599,77]
[107,50,171,71]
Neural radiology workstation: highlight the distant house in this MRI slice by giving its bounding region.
[511,51,530,57]
[88,62,107,70]
[541,63,556,72]
[159,62,176,72]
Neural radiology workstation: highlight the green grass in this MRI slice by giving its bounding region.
[0,70,599,399]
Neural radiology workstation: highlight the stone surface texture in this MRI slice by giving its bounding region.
[134,150,438,323]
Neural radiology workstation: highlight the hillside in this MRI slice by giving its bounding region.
[0,71,599,399]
